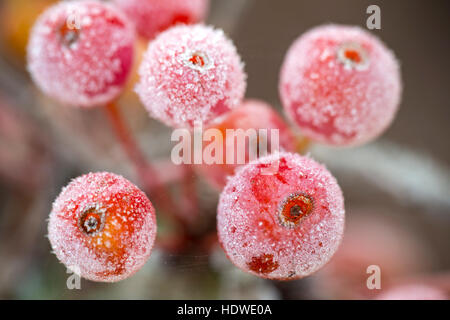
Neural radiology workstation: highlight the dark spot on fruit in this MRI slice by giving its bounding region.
[247,254,279,274]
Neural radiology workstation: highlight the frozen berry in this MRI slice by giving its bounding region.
[279,24,402,146]
[217,152,345,280]
[48,172,157,282]
[376,284,447,300]
[27,1,135,107]
[136,24,246,128]
[197,99,296,189]
[113,0,209,40]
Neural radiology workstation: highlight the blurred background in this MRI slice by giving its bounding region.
[0,0,449,299]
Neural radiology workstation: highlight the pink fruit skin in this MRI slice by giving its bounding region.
[113,0,209,40]
[136,24,246,129]
[197,99,297,190]
[279,24,402,146]
[27,1,135,107]
[217,152,345,280]
[48,172,156,282]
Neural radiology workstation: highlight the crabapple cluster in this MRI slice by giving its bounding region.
[27,1,135,107]
[136,24,246,129]
[197,99,297,189]
[217,152,345,280]
[280,24,402,146]
[26,0,404,284]
[113,0,209,40]
[48,172,157,282]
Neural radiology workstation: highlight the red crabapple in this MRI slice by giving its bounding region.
[279,24,402,146]
[113,0,209,40]
[136,24,246,129]
[48,172,157,282]
[217,152,345,280]
[27,1,135,107]
[197,99,297,189]
[376,284,447,300]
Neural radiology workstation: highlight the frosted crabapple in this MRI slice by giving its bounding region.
[136,24,246,128]
[48,172,157,282]
[197,99,297,189]
[279,24,402,146]
[217,152,345,280]
[27,1,135,107]
[113,0,209,40]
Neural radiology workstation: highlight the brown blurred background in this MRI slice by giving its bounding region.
[0,0,449,299]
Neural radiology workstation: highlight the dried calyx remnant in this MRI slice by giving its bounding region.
[78,205,106,236]
[181,50,213,72]
[337,42,369,71]
[278,193,313,228]
[59,22,80,47]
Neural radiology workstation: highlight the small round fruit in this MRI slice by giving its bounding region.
[27,1,135,107]
[48,172,157,282]
[197,99,297,189]
[113,0,209,40]
[217,152,345,280]
[279,24,402,146]
[136,24,246,129]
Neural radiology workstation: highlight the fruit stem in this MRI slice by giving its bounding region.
[104,101,187,229]
[295,134,311,154]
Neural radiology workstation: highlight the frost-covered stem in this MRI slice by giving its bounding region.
[295,134,311,155]
[104,101,186,228]
[180,164,199,221]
